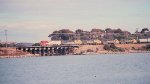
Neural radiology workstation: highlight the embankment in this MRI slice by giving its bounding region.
[73,44,150,54]
[0,43,149,58]
[115,44,147,50]
[0,48,39,58]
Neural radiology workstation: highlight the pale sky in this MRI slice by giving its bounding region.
[0,0,150,42]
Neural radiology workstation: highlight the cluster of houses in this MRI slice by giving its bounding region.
[39,28,150,46]
[40,38,150,46]
[1,28,149,47]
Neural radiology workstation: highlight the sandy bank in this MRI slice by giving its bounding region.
[73,44,150,55]
[0,48,39,58]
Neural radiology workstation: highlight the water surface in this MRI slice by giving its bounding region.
[0,53,150,84]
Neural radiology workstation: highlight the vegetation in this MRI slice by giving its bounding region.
[103,44,110,50]
[32,43,40,46]
[75,29,84,34]
[49,28,150,43]
[103,44,125,52]
[105,28,113,33]
[143,44,150,51]
[141,28,149,33]
[87,49,94,52]
[91,29,104,33]
[0,43,16,47]
[114,28,123,33]
[53,29,74,34]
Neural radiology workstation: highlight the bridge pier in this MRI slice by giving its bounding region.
[27,48,31,53]
[44,47,48,56]
[54,47,58,55]
[16,45,79,56]
[23,48,26,52]
[41,48,44,56]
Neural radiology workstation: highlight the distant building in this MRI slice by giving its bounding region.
[40,41,49,46]
[86,40,94,45]
[129,39,137,44]
[104,39,120,44]
[139,38,150,43]
[16,43,33,47]
[113,39,120,44]
[93,39,102,45]
[62,40,75,45]
[106,40,114,44]
[49,40,61,45]
[74,40,82,45]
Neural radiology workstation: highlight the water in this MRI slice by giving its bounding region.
[0,53,150,84]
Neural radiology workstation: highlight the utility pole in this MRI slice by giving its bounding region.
[136,28,139,42]
[4,29,7,48]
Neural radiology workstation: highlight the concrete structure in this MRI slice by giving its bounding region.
[93,39,102,45]
[129,39,137,44]
[40,41,49,46]
[86,40,94,45]
[139,38,150,43]
[62,40,75,45]
[16,45,79,56]
[49,40,61,45]
[74,40,82,45]
[114,39,120,44]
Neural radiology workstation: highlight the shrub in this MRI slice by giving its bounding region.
[145,44,150,51]
[103,44,125,52]
[117,47,125,52]
[103,44,110,50]
[132,47,135,50]
[110,44,117,49]
[87,49,94,52]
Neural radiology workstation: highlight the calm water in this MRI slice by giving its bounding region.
[0,53,150,84]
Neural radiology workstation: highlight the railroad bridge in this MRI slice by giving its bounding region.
[16,45,79,56]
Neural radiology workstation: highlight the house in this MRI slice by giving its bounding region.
[113,39,120,44]
[74,40,82,45]
[82,40,87,45]
[106,40,114,44]
[81,40,93,45]
[86,40,94,45]
[62,40,75,45]
[129,39,137,44]
[105,39,120,44]
[40,41,49,46]
[49,40,61,45]
[93,39,102,45]
[139,38,150,43]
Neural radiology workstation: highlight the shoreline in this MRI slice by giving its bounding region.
[0,50,150,59]
[74,50,150,55]
[0,43,150,59]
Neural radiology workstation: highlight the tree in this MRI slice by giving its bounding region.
[91,29,104,33]
[53,31,60,33]
[105,28,113,33]
[59,29,74,33]
[114,35,125,41]
[114,28,123,33]
[60,34,70,40]
[32,43,40,46]
[103,44,110,50]
[75,29,83,34]
[141,28,149,33]
[52,29,74,34]
[49,29,74,41]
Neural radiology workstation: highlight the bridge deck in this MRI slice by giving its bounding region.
[17,45,79,48]
[16,45,79,56]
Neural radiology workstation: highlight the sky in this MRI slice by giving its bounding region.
[0,0,150,42]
